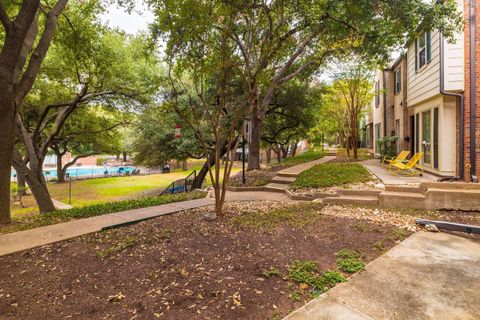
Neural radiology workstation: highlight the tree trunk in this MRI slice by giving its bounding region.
[14,161,56,213]
[192,160,210,190]
[122,151,127,162]
[291,143,298,157]
[192,140,236,189]
[282,146,289,159]
[24,172,56,213]
[0,86,16,224]
[276,149,282,163]
[56,152,65,183]
[266,147,272,163]
[17,174,27,196]
[248,110,262,170]
[182,160,188,171]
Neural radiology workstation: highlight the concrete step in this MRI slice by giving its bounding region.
[276,172,299,178]
[384,185,423,193]
[263,183,289,193]
[379,191,427,209]
[423,182,480,191]
[380,191,427,199]
[271,176,296,184]
[323,195,379,206]
[337,189,382,197]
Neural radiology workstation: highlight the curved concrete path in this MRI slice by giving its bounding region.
[285,231,480,320]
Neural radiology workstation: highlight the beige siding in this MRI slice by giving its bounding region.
[445,0,465,91]
[444,34,465,91]
[407,31,441,107]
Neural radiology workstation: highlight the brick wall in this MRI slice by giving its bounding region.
[463,0,480,181]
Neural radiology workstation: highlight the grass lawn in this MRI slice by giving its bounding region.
[292,163,373,189]
[0,201,409,319]
[10,165,241,218]
[281,149,327,166]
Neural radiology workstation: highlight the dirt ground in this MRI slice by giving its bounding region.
[0,201,410,320]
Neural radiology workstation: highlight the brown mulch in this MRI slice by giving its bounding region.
[0,201,410,320]
[228,164,289,187]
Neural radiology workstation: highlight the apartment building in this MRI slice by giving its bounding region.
[369,0,480,181]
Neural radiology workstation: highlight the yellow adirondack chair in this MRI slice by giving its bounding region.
[382,151,410,168]
[389,152,424,176]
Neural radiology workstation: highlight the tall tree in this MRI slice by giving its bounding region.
[0,0,69,223]
[331,58,374,159]
[162,5,247,217]
[262,81,318,161]
[50,106,124,183]
[12,4,159,213]
[150,0,463,170]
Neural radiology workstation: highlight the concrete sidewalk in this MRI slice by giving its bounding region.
[285,231,480,320]
[361,159,437,185]
[277,156,336,177]
[0,198,212,257]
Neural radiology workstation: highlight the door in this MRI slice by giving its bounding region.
[422,110,432,165]
[410,115,415,156]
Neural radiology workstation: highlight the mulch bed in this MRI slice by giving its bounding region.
[0,201,409,320]
[228,165,289,187]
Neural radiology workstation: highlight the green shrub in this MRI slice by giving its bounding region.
[376,136,399,159]
[292,163,372,189]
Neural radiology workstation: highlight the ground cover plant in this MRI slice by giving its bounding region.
[0,201,408,319]
[291,163,373,190]
[0,192,205,234]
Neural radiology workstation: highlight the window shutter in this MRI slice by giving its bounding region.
[398,70,401,93]
[414,38,418,72]
[426,32,431,63]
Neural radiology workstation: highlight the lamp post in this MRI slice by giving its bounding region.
[242,117,251,185]
[66,173,72,205]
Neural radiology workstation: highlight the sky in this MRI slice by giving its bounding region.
[100,1,155,35]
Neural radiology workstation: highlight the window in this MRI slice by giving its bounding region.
[394,68,401,94]
[375,123,381,140]
[418,33,427,68]
[375,81,380,108]
[395,119,401,153]
[416,32,431,71]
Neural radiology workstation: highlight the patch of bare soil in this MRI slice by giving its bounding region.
[0,201,408,320]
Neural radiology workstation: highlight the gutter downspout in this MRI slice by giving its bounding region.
[439,33,464,181]
[383,70,387,137]
[469,0,478,182]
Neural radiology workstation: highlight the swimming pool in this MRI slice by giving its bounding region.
[11,166,136,179]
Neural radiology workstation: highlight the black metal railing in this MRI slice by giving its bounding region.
[161,170,197,195]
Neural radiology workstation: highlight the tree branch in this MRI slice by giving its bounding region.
[0,1,11,31]
[15,0,69,105]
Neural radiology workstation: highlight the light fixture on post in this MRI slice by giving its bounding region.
[242,117,252,185]
[175,124,182,139]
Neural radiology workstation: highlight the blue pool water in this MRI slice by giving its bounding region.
[11,166,136,179]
